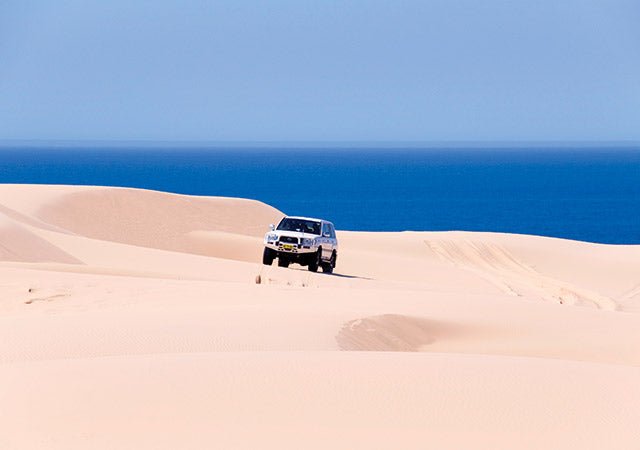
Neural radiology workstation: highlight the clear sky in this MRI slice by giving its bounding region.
[1,1,639,142]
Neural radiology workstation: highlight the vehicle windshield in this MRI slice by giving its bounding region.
[277,218,321,235]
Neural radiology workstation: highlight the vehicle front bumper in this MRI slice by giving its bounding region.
[264,242,317,254]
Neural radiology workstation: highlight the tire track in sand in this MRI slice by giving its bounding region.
[425,240,617,311]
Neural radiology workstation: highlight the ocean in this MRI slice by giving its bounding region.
[1,146,639,244]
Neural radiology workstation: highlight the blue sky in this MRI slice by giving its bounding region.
[1,1,639,142]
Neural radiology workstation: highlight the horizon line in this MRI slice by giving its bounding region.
[1,139,639,150]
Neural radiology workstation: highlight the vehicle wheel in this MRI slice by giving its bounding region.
[278,258,289,268]
[307,249,321,272]
[322,251,336,274]
[262,247,275,265]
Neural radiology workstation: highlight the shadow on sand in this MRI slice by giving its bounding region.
[282,266,373,280]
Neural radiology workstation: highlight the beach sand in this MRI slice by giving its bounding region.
[0,184,639,449]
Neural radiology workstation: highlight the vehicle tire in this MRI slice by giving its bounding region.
[262,247,275,265]
[307,248,321,272]
[278,258,289,268]
[322,251,336,274]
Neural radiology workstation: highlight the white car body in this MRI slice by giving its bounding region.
[263,216,338,272]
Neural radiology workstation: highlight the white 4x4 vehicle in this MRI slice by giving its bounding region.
[263,216,338,273]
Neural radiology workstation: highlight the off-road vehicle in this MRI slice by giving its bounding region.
[263,216,338,273]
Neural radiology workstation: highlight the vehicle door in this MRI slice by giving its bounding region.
[320,222,332,258]
[328,224,337,252]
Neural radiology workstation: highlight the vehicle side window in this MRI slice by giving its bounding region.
[321,223,329,236]
[329,224,336,239]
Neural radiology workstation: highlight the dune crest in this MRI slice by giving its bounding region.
[36,186,282,255]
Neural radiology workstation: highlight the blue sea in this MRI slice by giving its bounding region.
[1,146,639,244]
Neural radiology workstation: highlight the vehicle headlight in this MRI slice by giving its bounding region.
[301,238,315,247]
[266,233,278,242]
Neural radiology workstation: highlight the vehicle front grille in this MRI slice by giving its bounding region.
[278,236,299,244]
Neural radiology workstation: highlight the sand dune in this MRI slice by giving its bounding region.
[0,215,81,264]
[0,184,282,259]
[0,184,638,449]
